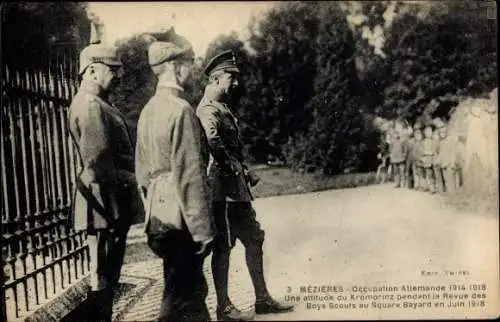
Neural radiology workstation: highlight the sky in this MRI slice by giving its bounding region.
[87,2,278,57]
[87,1,399,59]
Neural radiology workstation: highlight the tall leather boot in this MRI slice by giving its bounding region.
[246,244,294,315]
[245,244,268,301]
[86,290,111,322]
[99,288,114,322]
[86,289,113,322]
[84,290,99,322]
[212,250,253,321]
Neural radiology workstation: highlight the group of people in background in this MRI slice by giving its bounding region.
[376,119,463,194]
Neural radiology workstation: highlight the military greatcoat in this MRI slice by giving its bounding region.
[135,84,214,243]
[68,80,142,232]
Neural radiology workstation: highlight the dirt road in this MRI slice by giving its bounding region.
[114,184,499,320]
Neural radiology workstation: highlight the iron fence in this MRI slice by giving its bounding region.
[2,44,90,321]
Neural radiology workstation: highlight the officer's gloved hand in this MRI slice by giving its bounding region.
[196,237,213,257]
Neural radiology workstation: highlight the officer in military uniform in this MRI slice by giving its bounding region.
[197,51,294,321]
[135,31,215,321]
[69,43,143,321]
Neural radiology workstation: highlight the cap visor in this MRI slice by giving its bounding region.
[106,61,123,66]
[225,66,240,73]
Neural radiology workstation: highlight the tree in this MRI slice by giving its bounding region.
[111,34,157,143]
[205,31,249,65]
[242,1,320,162]
[285,2,374,174]
[2,3,91,67]
[201,1,382,170]
[343,1,396,115]
[183,58,207,107]
[381,1,497,123]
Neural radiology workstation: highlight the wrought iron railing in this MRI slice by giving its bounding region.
[2,44,90,321]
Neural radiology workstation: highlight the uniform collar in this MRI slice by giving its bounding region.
[157,84,185,100]
[204,97,221,105]
[202,83,227,105]
[157,81,184,92]
[79,80,117,109]
[156,74,184,97]
[201,96,226,110]
[80,80,109,97]
[202,95,238,122]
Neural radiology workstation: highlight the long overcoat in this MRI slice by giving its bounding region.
[135,84,214,243]
[68,81,143,232]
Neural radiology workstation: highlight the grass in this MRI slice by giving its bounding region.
[250,165,378,199]
[443,185,499,217]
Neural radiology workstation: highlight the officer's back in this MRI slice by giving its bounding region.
[136,88,193,187]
